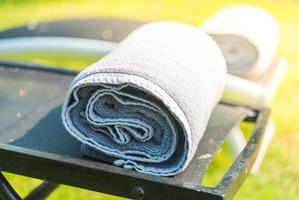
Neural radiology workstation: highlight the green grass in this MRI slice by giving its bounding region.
[1,0,299,199]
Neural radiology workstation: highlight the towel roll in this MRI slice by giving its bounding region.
[62,22,226,176]
[202,6,280,78]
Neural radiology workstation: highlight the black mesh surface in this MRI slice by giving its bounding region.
[0,19,144,42]
[0,63,251,187]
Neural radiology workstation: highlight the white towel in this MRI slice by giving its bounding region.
[202,5,280,78]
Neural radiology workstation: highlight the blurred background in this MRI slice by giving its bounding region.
[0,0,298,199]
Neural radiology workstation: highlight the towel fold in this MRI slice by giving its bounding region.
[202,6,279,78]
[62,22,226,176]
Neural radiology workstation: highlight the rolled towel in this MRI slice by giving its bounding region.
[62,21,226,176]
[202,5,280,78]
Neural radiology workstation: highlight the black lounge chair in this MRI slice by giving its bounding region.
[0,19,285,200]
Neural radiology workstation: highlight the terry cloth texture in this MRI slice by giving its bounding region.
[202,5,280,78]
[61,21,226,176]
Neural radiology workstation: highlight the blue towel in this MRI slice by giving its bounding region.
[61,22,226,176]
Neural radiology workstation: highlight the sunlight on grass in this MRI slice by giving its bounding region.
[0,54,100,70]
[3,172,126,200]
[202,121,255,187]
[202,142,235,187]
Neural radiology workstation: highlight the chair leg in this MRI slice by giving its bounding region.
[24,181,59,200]
[227,125,246,157]
[0,172,22,200]
[251,117,275,174]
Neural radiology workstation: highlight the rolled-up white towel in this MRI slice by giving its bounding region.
[202,5,280,78]
[61,22,226,176]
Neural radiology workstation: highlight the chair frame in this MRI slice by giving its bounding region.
[0,60,269,200]
[0,18,274,200]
